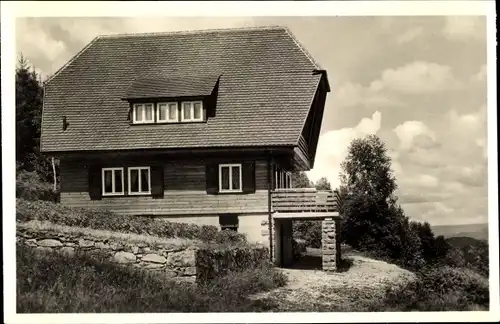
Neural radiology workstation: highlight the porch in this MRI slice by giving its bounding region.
[261,188,342,272]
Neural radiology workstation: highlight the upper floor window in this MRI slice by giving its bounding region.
[219,164,242,193]
[157,102,178,123]
[102,167,124,196]
[181,101,203,122]
[133,103,155,124]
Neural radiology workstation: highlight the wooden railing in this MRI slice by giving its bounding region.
[271,188,338,213]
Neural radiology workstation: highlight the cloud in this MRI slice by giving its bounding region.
[396,26,424,44]
[370,61,459,94]
[472,64,487,82]
[393,120,437,151]
[306,111,382,188]
[442,16,486,41]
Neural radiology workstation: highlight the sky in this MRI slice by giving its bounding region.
[15,16,488,226]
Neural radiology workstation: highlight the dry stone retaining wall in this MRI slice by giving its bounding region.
[16,225,197,282]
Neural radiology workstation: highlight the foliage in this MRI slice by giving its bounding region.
[291,171,313,188]
[16,55,59,186]
[338,134,426,270]
[16,169,59,202]
[314,176,332,191]
[292,220,322,248]
[444,237,489,277]
[16,244,286,313]
[373,266,489,311]
[195,245,269,283]
[16,198,240,244]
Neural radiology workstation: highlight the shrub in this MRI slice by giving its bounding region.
[292,220,322,248]
[16,244,285,312]
[376,266,489,311]
[16,170,59,202]
[16,198,236,243]
[195,244,269,283]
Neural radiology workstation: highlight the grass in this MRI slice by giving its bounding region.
[16,244,287,313]
[18,219,200,249]
[16,198,246,244]
[366,266,490,311]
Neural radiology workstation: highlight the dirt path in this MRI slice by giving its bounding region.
[249,254,416,312]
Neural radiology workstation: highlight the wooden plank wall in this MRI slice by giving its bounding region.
[60,158,269,216]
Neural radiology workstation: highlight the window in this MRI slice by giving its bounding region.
[219,164,242,193]
[133,103,155,124]
[157,102,178,123]
[102,168,124,196]
[219,214,239,232]
[274,168,292,189]
[181,101,203,122]
[128,167,151,195]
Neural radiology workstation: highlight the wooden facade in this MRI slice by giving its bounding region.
[60,154,273,216]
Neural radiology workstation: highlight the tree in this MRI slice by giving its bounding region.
[16,53,59,186]
[315,177,332,191]
[291,171,313,188]
[16,54,44,169]
[339,134,423,268]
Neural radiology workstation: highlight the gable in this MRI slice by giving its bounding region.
[40,27,327,153]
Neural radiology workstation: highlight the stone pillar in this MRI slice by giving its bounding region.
[322,217,337,272]
[261,217,277,264]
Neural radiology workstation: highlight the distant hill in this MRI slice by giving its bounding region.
[432,223,488,241]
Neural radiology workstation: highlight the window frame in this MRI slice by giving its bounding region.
[218,163,243,193]
[157,102,179,123]
[102,167,125,196]
[132,103,155,124]
[181,101,204,122]
[128,166,152,195]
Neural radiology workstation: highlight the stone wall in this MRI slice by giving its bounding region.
[16,224,197,282]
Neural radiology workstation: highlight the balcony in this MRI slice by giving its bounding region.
[271,188,338,215]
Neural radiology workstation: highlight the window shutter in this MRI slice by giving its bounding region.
[242,162,256,193]
[151,165,164,199]
[88,165,102,200]
[205,164,219,195]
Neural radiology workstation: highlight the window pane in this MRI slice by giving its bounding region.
[135,106,143,122]
[168,104,177,120]
[140,169,149,192]
[183,103,191,120]
[104,170,112,193]
[221,167,230,190]
[232,166,240,190]
[145,104,153,121]
[115,170,123,193]
[130,169,139,192]
[158,104,167,120]
[193,103,202,119]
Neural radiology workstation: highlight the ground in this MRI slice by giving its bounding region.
[249,248,416,312]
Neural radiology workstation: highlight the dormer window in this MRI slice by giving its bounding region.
[181,101,204,122]
[133,103,155,124]
[157,102,178,123]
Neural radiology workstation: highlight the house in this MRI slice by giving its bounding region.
[41,26,340,270]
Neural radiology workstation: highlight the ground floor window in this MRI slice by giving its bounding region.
[128,166,151,195]
[102,167,124,196]
[219,164,242,193]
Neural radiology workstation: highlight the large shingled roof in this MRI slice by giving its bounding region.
[40,26,328,153]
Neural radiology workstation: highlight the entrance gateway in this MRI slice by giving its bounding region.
[261,189,342,272]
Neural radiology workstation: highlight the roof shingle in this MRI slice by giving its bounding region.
[41,26,327,153]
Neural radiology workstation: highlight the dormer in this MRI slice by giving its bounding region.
[122,74,221,125]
